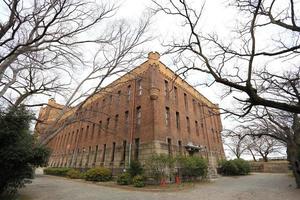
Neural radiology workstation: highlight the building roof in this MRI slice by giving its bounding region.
[47,52,219,120]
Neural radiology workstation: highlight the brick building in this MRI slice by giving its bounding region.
[35,52,225,173]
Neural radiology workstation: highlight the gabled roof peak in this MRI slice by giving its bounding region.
[148,51,160,61]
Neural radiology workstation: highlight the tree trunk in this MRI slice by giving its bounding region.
[262,155,268,162]
[248,149,257,162]
[287,142,300,188]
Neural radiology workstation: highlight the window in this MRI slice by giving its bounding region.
[164,80,169,97]
[86,146,91,167]
[111,142,116,163]
[136,106,141,126]
[137,79,142,95]
[125,111,129,128]
[80,147,85,167]
[167,138,172,156]
[99,121,102,135]
[117,90,121,105]
[186,116,190,133]
[101,144,106,165]
[127,85,131,102]
[114,114,119,130]
[93,145,98,166]
[176,111,180,129]
[184,93,188,110]
[121,140,127,164]
[174,86,178,104]
[106,118,110,130]
[134,138,140,160]
[192,99,196,113]
[102,98,106,106]
[165,107,170,126]
[195,120,199,136]
[74,148,80,166]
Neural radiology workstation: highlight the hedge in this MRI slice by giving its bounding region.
[219,159,250,176]
[132,175,145,187]
[66,169,84,179]
[84,167,112,182]
[116,172,131,185]
[43,167,71,176]
[177,156,208,179]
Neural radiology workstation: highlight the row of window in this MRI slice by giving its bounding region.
[51,137,203,168]
[50,139,140,168]
[53,106,142,154]
[165,106,203,136]
[164,80,215,117]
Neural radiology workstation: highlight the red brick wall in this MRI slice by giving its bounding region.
[39,58,224,168]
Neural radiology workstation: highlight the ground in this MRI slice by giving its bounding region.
[19,173,299,200]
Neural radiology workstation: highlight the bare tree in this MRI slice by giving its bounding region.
[152,0,300,187]
[251,136,283,162]
[223,128,248,159]
[34,22,152,146]
[230,108,299,186]
[152,0,300,114]
[0,0,152,151]
[0,0,119,105]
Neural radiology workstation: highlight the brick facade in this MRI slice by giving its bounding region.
[35,52,225,172]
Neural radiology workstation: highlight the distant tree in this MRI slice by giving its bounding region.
[152,0,300,188]
[0,0,152,108]
[223,128,248,159]
[0,0,152,148]
[225,125,284,162]
[250,135,283,162]
[0,106,50,195]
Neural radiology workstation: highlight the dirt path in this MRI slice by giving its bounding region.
[19,173,300,200]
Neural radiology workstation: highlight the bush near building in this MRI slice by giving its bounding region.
[144,154,175,184]
[43,167,71,176]
[177,155,208,180]
[144,154,208,184]
[66,169,84,179]
[132,175,145,187]
[84,167,112,182]
[116,172,132,185]
[219,159,250,176]
[128,160,144,178]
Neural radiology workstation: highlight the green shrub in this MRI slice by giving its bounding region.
[221,160,239,175]
[177,156,208,179]
[66,169,83,179]
[232,159,250,175]
[116,172,131,185]
[132,175,145,187]
[144,154,175,183]
[128,160,144,177]
[43,167,71,176]
[84,167,112,182]
[219,159,250,176]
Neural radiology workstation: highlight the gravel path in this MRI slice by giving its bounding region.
[19,173,300,200]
